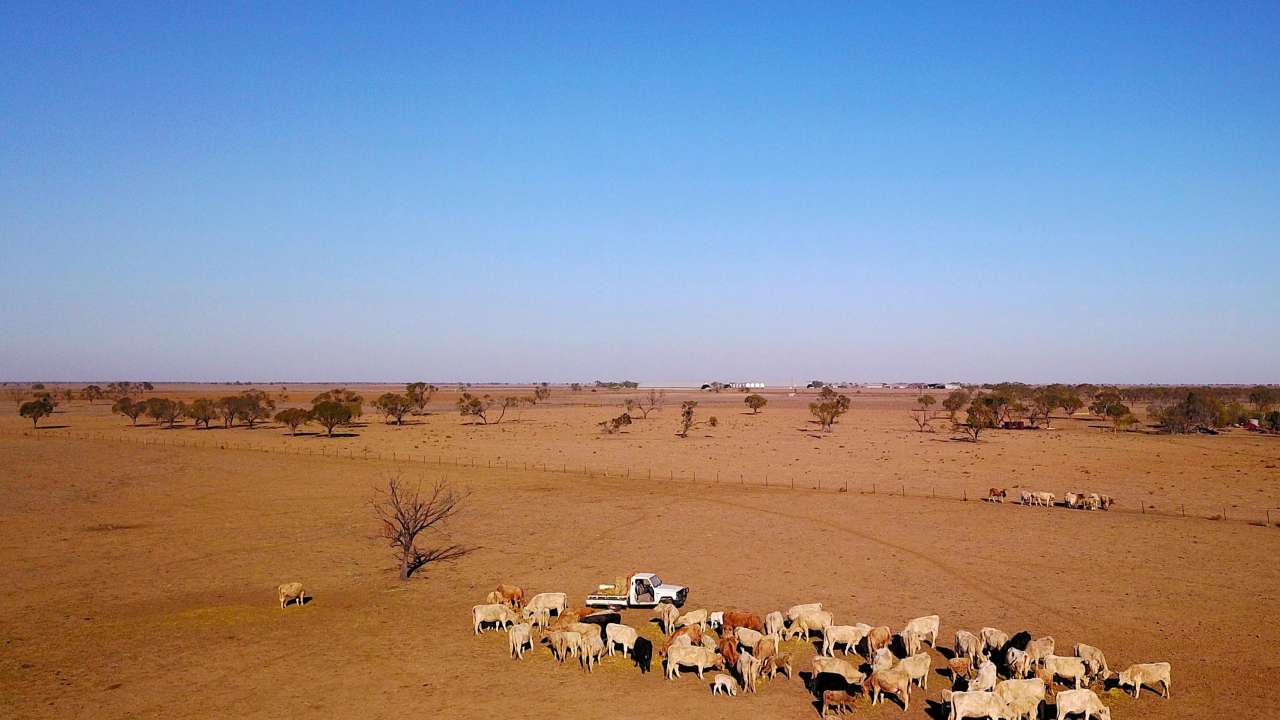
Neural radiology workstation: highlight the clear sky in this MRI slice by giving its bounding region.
[2,2,1277,385]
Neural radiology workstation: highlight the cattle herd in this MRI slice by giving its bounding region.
[469,583,1172,719]
[988,488,1116,511]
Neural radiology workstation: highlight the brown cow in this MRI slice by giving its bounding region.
[550,607,599,630]
[718,634,740,667]
[822,689,858,715]
[987,488,1007,503]
[495,583,525,608]
[866,625,892,657]
[663,625,704,651]
[949,657,973,679]
[765,652,793,680]
[721,609,765,636]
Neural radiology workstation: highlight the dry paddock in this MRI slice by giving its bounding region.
[0,434,1276,719]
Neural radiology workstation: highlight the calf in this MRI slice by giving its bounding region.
[764,651,793,680]
[711,673,738,697]
[822,689,857,715]
[988,487,1007,502]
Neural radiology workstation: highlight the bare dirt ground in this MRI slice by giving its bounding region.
[2,387,1279,719]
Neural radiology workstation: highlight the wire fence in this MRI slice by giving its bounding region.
[7,427,1279,529]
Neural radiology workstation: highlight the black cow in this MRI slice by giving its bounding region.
[633,637,653,674]
[576,612,621,641]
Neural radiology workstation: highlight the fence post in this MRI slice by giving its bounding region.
[872,483,876,495]
[963,488,967,501]
[901,485,905,497]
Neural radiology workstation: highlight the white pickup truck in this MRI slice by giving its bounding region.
[585,572,688,609]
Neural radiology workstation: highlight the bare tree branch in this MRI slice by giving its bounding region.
[371,475,473,580]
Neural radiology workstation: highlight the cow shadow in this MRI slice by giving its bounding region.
[924,698,951,720]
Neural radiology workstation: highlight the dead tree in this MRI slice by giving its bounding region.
[371,476,472,580]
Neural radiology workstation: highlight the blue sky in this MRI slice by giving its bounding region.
[2,2,1277,384]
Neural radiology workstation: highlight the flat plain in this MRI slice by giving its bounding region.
[2,386,1277,719]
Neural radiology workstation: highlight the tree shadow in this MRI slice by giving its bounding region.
[315,432,360,439]
[35,425,71,430]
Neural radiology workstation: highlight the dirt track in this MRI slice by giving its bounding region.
[2,420,1277,719]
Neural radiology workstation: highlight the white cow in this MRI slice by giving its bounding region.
[948,690,1010,720]
[1074,643,1111,681]
[1117,662,1171,699]
[1054,689,1111,720]
[970,660,998,692]
[1043,655,1088,689]
[822,624,872,656]
[995,678,1046,720]
[605,623,638,657]
[902,614,940,647]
